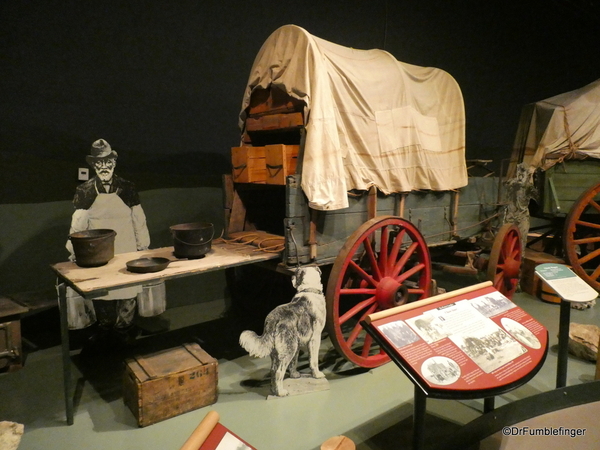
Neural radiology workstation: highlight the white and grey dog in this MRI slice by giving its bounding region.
[239,266,326,396]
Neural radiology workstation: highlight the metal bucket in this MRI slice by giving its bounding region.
[137,280,167,317]
[170,222,214,259]
[69,229,116,267]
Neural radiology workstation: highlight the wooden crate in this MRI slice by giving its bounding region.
[231,146,266,183]
[0,296,28,373]
[265,144,299,185]
[123,343,218,427]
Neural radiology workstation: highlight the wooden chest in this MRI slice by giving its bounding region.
[123,343,218,427]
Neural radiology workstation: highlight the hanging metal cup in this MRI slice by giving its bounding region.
[137,280,167,317]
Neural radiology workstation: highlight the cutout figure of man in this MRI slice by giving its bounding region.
[65,139,151,346]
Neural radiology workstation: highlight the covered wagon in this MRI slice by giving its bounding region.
[508,78,600,291]
[225,25,521,367]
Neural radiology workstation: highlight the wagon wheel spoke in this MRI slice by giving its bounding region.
[343,302,379,348]
[391,241,419,278]
[575,220,600,231]
[396,263,426,284]
[361,333,386,359]
[379,226,389,274]
[563,182,600,291]
[578,248,600,266]
[573,236,600,245]
[388,229,406,270]
[408,287,427,296]
[590,266,600,284]
[362,238,382,281]
[326,216,431,368]
[339,296,377,324]
[348,259,377,287]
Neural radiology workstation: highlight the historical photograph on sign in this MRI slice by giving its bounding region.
[501,317,541,349]
[469,291,516,318]
[421,356,461,385]
[215,431,252,450]
[406,314,446,343]
[450,326,527,373]
[419,300,527,374]
[378,320,420,349]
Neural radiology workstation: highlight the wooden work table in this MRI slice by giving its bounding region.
[51,242,281,298]
[51,242,281,425]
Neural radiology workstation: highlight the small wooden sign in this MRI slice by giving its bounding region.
[179,411,257,450]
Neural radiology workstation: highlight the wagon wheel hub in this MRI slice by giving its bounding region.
[376,277,409,309]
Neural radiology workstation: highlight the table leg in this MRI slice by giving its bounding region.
[556,299,571,389]
[58,283,74,425]
[413,386,426,450]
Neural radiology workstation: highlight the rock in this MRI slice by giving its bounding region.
[568,323,600,361]
[0,421,24,450]
[571,299,596,310]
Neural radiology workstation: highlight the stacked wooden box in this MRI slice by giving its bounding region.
[231,144,298,185]
[123,343,218,427]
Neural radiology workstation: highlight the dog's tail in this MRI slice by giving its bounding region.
[239,330,272,358]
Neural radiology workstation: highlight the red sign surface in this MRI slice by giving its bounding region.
[370,285,548,393]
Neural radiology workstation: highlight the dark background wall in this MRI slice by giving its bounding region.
[2,0,599,204]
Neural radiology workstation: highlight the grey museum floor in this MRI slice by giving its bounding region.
[2,271,599,450]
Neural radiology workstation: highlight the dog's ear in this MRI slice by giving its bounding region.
[292,267,308,288]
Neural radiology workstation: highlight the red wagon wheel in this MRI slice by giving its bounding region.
[325,216,432,368]
[487,223,522,299]
[563,182,600,291]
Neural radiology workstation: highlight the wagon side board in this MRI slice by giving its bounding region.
[283,175,502,267]
[535,159,600,218]
[224,173,502,267]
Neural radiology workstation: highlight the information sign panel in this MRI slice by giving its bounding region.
[363,282,548,398]
[535,263,598,303]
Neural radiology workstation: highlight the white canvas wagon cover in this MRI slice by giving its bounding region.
[240,25,468,211]
[509,78,600,177]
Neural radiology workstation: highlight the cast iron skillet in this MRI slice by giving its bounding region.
[126,257,171,273]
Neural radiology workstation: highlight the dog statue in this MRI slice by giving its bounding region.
[239,266,326,396]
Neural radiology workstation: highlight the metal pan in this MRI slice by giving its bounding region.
[126,257,171,273]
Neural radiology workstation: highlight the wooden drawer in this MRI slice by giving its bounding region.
[231,146,266,183]
[265,144,298,185]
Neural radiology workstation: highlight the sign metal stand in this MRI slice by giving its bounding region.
[534,263,598,388]
[362,281,549,450]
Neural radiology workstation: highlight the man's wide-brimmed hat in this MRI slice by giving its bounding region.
[86,139,118,165]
